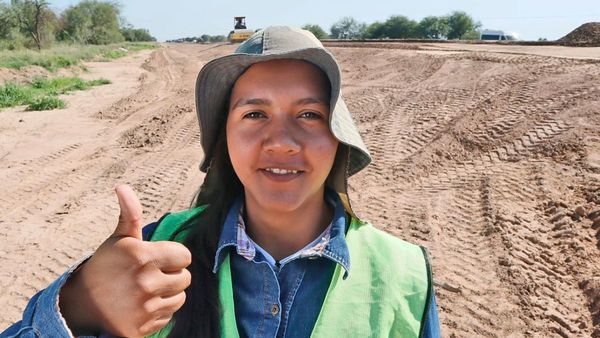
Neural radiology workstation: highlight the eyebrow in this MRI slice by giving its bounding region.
[231,97,328,110]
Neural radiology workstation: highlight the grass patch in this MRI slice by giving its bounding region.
[0,76,111,111]
[27,96,66,111]
[0,83,34,108]
[87,78,111,86]
[102,49,128,60]
[126,42,157,52]
[0,42,158,71]
[31,77,112,94]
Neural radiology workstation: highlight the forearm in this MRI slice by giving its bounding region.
[1,255,93,338]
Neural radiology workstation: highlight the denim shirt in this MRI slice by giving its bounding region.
[1,193,441,338]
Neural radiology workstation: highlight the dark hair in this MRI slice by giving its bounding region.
[168,126,242,337]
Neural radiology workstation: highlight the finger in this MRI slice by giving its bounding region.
[113,184,144,240]
[148,241,192,272]
[138,314,173,337]
[138,267,191,298]
[154,268,192,297]
[143,291,187,315]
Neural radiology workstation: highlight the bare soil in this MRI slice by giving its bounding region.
[560,22,600,45]
[1,42,600,337]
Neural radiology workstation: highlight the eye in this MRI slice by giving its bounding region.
[243,111,266,119]
[299,111,323,120]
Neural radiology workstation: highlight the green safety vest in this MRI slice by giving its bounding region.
[146,205,433,338]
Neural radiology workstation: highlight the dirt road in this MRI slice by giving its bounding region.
[1,42,599,337]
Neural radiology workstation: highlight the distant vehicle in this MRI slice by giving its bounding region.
[228,16,254,43]
[480,30,518,41]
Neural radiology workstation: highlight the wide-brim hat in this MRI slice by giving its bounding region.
[195,26,371,213]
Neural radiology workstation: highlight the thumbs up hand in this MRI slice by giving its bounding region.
[59,185,192,337]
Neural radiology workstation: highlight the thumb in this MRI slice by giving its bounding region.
[113,184,144,240]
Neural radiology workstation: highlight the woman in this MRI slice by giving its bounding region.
[2,26,440,338]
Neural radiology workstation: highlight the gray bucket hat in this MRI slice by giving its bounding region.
[195,26,371,213]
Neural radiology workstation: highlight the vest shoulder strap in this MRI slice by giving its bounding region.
[144,206,207,338]
[149,205,207,242]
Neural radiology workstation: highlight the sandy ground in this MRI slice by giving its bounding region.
[1,42,600,337]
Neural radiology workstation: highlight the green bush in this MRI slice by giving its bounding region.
[102,49,128,59]
[121,27,156,42]
[0,42,157,71]
[301,24,329,40]
[0,82,33,108]
[31,76,111,93]
[27,96,66,110]
[0,76,110,111]
[125,42,157,51]
[87,78,111,86]
[461,30,481,40]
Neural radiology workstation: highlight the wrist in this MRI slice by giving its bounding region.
[58,262,102,336]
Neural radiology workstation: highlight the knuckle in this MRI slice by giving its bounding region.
[141,299,155,315]
[135,275,156,295]
[133,254,151,268]
[124,243,151,267]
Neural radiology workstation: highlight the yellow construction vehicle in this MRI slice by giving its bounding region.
[228,16,254,43]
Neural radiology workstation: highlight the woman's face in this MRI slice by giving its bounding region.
[226,59,338,213]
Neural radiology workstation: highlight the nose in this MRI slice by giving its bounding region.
[262,118,301,155]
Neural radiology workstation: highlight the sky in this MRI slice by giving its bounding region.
[47,0,600,42]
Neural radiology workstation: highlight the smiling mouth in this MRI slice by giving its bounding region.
[260,167,304,181]
[264,168,300,175]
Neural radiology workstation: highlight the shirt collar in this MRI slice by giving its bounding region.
[213,189,351,277]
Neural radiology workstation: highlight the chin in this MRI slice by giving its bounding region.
[253,190,309,212]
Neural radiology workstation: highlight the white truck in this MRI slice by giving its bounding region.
[480,29,518,41]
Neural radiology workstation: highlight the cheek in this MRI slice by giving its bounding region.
[311,133,339,169]
[226,123,260,178]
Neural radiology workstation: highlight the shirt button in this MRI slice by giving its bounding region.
[270,304,280,316]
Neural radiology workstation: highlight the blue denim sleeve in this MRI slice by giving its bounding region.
[421,290,442,338]
[0,256,95,338]
[1,223,159,338]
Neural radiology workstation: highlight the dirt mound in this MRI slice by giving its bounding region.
[559,22,600,45]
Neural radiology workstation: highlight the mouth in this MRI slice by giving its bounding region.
[259,167,304,182]
[264,168,300,175]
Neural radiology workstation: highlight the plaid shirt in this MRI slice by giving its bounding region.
[234,201,333,265]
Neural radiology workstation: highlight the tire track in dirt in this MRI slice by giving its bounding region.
[336,45,600,337]
[0,143,82,211]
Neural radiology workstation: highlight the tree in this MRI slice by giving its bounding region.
[417,16,449,39]
[382,15,419,39]
[460,30,480,40]
[447,11,481,40]
[9,0,57,50]
[0,3,17,39]
[330,17,366,39]
[364,21,385,39]
[121,26,155,42]
[208,35,225,42]
[301,24,329,39]
[364,16,419,39]
[60,1,124,44]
